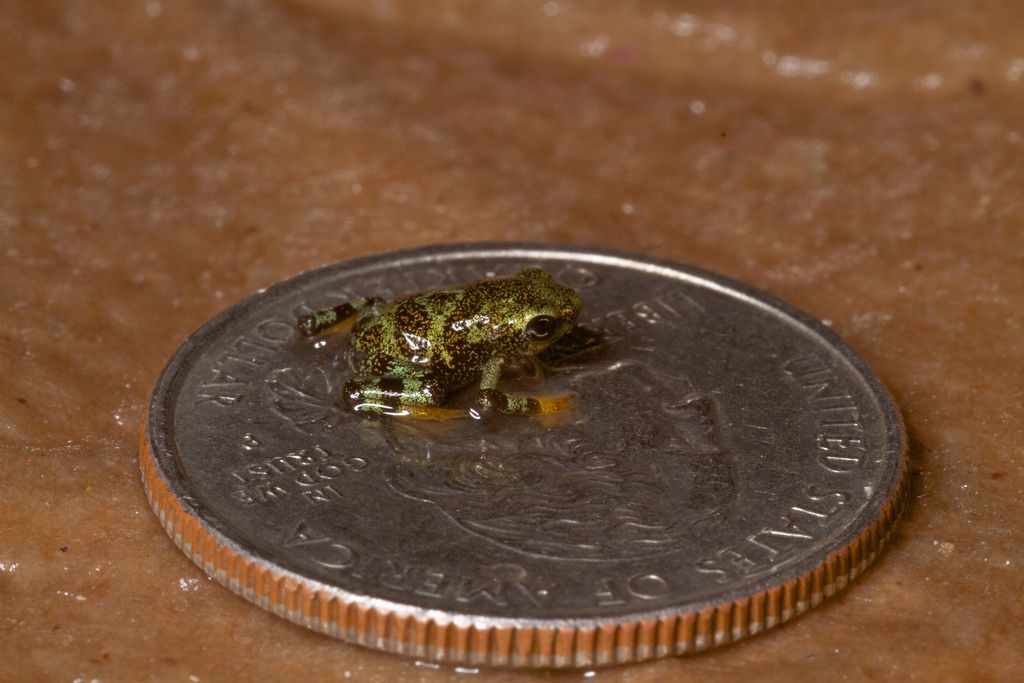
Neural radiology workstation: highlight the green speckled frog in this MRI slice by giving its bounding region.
[297,268,582,418]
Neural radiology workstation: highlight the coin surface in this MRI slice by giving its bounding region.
[140,243,907,667]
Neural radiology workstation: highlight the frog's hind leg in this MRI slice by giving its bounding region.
[298,297,385,337]
[476,357,573,416]
[343,374,467,420]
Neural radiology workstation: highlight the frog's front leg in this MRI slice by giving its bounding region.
[343,370,465,420]
[298,297,386,337]
[476,357,573,416]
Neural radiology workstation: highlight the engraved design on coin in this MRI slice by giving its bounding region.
[267,365,345,432]
[141,244,907,667]
[386,362,736,561]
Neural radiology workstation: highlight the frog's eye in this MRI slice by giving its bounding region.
[525,315,557,340]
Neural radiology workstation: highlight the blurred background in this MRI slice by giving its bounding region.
[1,1,1021,681]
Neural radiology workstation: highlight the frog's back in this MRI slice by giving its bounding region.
[350,288,467,374]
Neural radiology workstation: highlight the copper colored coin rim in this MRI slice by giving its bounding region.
[139,424,908,668]
[138,246,910,668]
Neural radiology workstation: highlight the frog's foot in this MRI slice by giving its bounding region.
[475,356,574,416]
[298,297,386,337]
[298,303,358,337]
[343,375,467,420]
[477,389,574,416]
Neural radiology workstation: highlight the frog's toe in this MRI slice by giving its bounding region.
[297,313,320,337]
[477,389,574,416]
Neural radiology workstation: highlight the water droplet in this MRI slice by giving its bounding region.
[580,35,610,58]
[776,55,830,78]
[840,70,879,90]
[179,576,201,592]
[710,23,737,43]
[914,73,943,90]
[414,661,440,669]
[670,14,698,37]
[1007,59,1024,82]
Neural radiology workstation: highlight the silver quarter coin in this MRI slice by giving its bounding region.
[141,243,907,667]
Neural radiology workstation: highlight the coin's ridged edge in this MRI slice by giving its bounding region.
[139,417,908,668]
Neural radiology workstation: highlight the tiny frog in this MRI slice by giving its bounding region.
[298,268,582,418]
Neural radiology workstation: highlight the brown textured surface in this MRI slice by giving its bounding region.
[1,1,1022,681]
